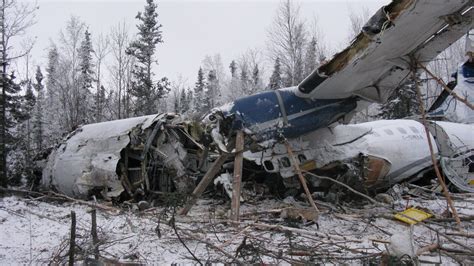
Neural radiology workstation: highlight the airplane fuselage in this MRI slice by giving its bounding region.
[214,87,358,142]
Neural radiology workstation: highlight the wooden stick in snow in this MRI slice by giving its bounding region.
[90,208,99,259]
[68,211,76,266]
[230,130,244,222]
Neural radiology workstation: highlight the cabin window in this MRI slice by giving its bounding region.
[409,126,419,133]
[264,160,275,171]
[279,157,291,168]
[397,127,407,134]
[384,129,394,135]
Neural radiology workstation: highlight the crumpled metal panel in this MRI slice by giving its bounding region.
[42,115,159,198]
[429,121,474,192]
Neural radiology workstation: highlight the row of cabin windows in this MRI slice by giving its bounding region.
[263,154,307,171]
[372,126,420,137]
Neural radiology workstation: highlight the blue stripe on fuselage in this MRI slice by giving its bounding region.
[223,88,358,140]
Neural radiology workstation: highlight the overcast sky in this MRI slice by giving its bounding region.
[19,0,390,86]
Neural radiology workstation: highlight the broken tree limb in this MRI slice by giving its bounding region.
[179,153,230,215]
[179,228,244,265]
[236,221,363,243]
[230,130,244,222]
[412,61,462,228]
[416,61,474,110]
[302,171,385,207]
[420,222,474,254]
[68,211,76,266]
[0,187,120,213]
[283,140,320,217]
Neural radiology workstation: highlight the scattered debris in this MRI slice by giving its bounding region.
[394,207,433,225]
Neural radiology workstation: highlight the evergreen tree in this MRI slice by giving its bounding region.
[44,45,64,146]
[32,66,44,152]
[127,0,169,116]
[229,60,237,78]
[179,88,188,113]
[77,29,95,124]
[94,85,107,122]
[45,46,59,106]
[0,0,37,186]
[186,88,193,112]
[252,64,260,90]
[193,67,206,114]
[4,72,34,185]
[268,58,283,90]
[379,78,420,119]
[13,76,36,185]
[240,66,251,95]
[205,70,219,110]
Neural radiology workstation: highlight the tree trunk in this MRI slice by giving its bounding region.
[0,0,8,187]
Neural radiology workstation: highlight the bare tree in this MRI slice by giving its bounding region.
[109,21,131,119]
[202,54,225,84]
[267,0,307,87]
[347,6,370,42]
[0,0,37,186]
[93,33,110,122]
[238,48,265,94]
[57,16,86,130]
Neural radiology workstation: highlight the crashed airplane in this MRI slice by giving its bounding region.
[42,0,474,200]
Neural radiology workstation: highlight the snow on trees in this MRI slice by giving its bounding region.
[126,0,169,116]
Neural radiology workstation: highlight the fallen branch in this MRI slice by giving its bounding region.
[179,228,244,265]
[284,140,320,217]
[412,60,462,228]
[235,221,363,243]
[170,213,203,266]
[0,187,120,213]
[417,61,474,110]
[420,222,474,255]
[301,171,384,207]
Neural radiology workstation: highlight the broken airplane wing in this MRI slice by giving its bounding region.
[298,0,473,103]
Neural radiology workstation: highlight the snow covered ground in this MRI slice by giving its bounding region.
[0,193,473,264]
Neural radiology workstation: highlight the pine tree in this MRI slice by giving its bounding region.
[379,78,420,119]
[5,72,35,185]
[179,88,188,113]
[205,70,219,110]
[77,29,95,124]
[268,58,283,90]
[193,67,205,114]
[32,66,44,152]
[251,64,261,94]
[44,45,64,146]
[186,88,193,112]
[240,66,251,95]
[94,85,107,122]
[127,0,169,116]
[0,0,37,186]
[229,60,237,78]
[45,46,59,108]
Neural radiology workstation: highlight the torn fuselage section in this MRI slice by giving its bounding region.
[206,87,358,146]
[42,113,207,199]
[244,120,441,193]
